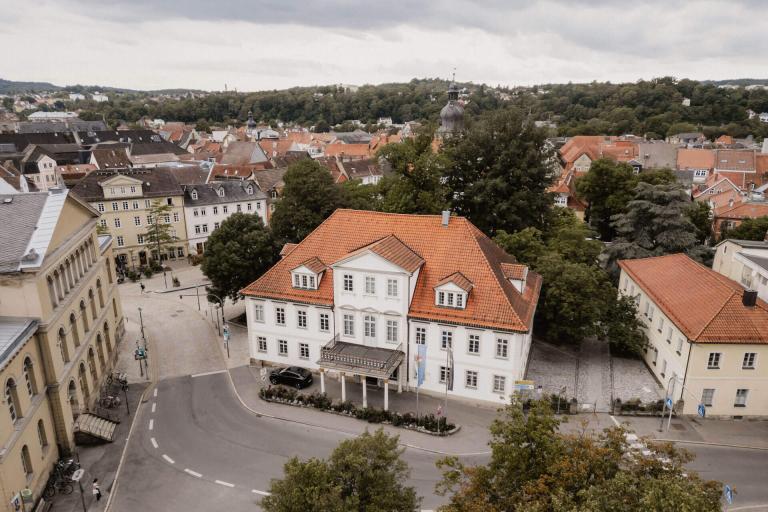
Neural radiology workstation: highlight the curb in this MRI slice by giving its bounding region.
[652,438,768,451]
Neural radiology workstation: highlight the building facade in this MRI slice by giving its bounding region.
[619,254,768,418]
[242,210,541,406]
[182,180,268,256]
[70,168,189,270]
[713,239,768,302]
[0,190,124,508]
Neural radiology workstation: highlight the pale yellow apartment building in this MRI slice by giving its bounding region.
[0,189,124,510]
[619,253,768,419]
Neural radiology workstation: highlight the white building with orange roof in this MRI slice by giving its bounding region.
[241,210,542,406]
[619,254,768,418]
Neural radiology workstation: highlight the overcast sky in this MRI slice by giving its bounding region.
[2,0,767,91]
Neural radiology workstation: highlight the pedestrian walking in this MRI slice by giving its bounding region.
[140,282,145,294]
[92,479,102,502]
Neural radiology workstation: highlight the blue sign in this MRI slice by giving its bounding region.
[724,485,733,505]
[665,397,673,409]
[416,344,427,387]
[698,404,706,418]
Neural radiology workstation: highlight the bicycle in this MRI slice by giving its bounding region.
[43,473,73,498]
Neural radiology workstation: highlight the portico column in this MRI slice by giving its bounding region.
[397,367,403,393]
[341,373,346,402]
[320,369,325,394]
[362,377,367,408]
[383,379,389,411]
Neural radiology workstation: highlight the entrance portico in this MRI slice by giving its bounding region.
[318,335,405,410]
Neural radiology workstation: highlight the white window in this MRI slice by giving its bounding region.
[97,203,104,212]
[343,314,354,336]
[364,315,376,339]
[439,366,451,384]
[447,292,454,307]
[365,276,376,295]
[247,203,252,211]
[134,216,141,226]
[213,206,218,215]
[254,304,264,322]
[386,320,398,343]
[133,201,139,209]
[191,190,198,200]
[257,336,267,352]
[496,338,509,358]
[707,352,721,369]
[468,334,480,354]
[297,310,307,329]
[99,219,107,228]
[465,370,478,389]
[147,215,153,225]
[676,337,684,354]
[299,343,309,359]
[735,389,749,407]
[438,291,445,305]
[114,217,121,228]
[694,169,708,178]
[144,199,151,208]
[309,275,315,288]
[658,317,664,333]
[652,348,658,365]
[173,212,179,222]
[415,326,426,345]
[193,208,199,217]
[116,236,124,247]
[218,188,225,197]
[743,352,757,369]
[194,225,201,234]
[177,247,183,257]
[660,359,667,377]
[202,224,208,233]
[301,275,308,288]
[319,313,329,332]
[387,279,398,297]
[441,330,452,350]
[275,307,285,326]
[214,222,220,230]
[137,234,144,244]
[493,375,506,393]
[456,294,464,308]
[223,205,228,214]
[555,195,568,206]
[648,306,654,321]
[163,214,170,223]
[201,208,207,216]
[701,388,714,407]
[257,202,262,210]
[343,274,353,292]
[122,201,129,210]
[278,339,288,356]
[236,204,242,212]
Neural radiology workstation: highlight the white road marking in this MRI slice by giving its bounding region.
[184,469,202,478]
[191,370,227,378]
[215,480,234,488]
[252,489,271,496]
[152,403,156,413]
[609,415,620,427]
[730,505,768,511]
[148,419,154,430]
[150,437,158,449]
[162,454,175,464]
[153,388,158,397]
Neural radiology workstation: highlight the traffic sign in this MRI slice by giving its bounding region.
[724,484,733,505]
[665,397,673,409]
[698,404,706,418]
[71,469,85,482]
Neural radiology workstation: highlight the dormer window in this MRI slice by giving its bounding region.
[246,185,253,195]
[218,188,225,197]
[434,272,472,309]
[292,273,317,289]
[290,257,325,290]
[191,189,198,200]
[436,290,466,309]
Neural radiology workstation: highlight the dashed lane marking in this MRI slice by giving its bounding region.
[184,469,202,478]
[215,480,234,488]
[153,388,158,398]
[150,437,158,449]
[148,419,154,431]
[191,370,227,378]
[162,454,175,464]
[252,490,271,496]
[152,403,156,413]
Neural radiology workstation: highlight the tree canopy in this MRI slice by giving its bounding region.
[437,398,722,512]
[200,213,277,302]
[575,158,638,241]
[721,216,768,241]
[261,430,420,512]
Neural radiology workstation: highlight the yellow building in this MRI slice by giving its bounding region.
[0,189,124,509]
[619,254,768,419]
[70,168,189,271]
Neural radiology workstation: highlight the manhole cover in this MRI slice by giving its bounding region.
[671,423,687,431]
[170,314,178,318]
[176,310,184,313]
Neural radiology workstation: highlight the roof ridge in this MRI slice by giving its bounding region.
[693,289,738,340]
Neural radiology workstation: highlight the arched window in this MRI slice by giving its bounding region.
[37,419,48,448]
[68,380,79,421]
[59,264,69,293]
[112,298,118,319]
[246,185,253,195]
[80,301,89,332]
[21,445,32,476]
[64,260,74,289]
[96,335,106,370]
[5,379,20,422]
[78,363,89,399]
[58,328,70,363]
[96,279,104,308]
[88,289,97,320]
[47,276,58,308]
[70,313,80,346]
[103,322,112,354]
[88,348,98,383]
[23,358,37,396]
[106,260,113,284]
[53,271,64,301]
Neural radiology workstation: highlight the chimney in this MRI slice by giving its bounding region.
[441,210,450,227]
[743,289,758,307]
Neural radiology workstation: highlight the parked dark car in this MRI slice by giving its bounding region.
[269,366,313,389]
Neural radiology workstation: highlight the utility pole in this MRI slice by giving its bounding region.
[138,307,146,343]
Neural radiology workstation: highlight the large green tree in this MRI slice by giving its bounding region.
[270,159,345,243]
[437,399,722,512]
[442,109,554,235]
[200,213,277,301]
[721,216,768,241]
[261,430,420,512]
[144,200,178,263]
[574,158,637,241]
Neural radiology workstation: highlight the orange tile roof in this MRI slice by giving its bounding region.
[714,201,768,220]
[435,271,473,292]
[241,210,542,332]
[258,138,296,157]
[338,234,425,274]
[501,263,527,280]
[324,143,373,158]
[677,148,715,170]
[293,256,327,274]
[619,254,768,343]
[280,243,297,257]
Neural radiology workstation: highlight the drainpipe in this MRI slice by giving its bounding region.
[405,274,411,391]
[682,339,693,402]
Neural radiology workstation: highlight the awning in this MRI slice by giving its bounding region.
[318,336,404,379]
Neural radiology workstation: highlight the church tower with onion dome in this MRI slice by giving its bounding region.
[437,76,464,138]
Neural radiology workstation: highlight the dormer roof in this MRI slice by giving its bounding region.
[292,257,326,274]
[435,271,473,292]
[501,263,528,280]
[337,234,424,274]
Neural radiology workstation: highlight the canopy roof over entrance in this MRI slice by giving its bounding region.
[318,336,404,379]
